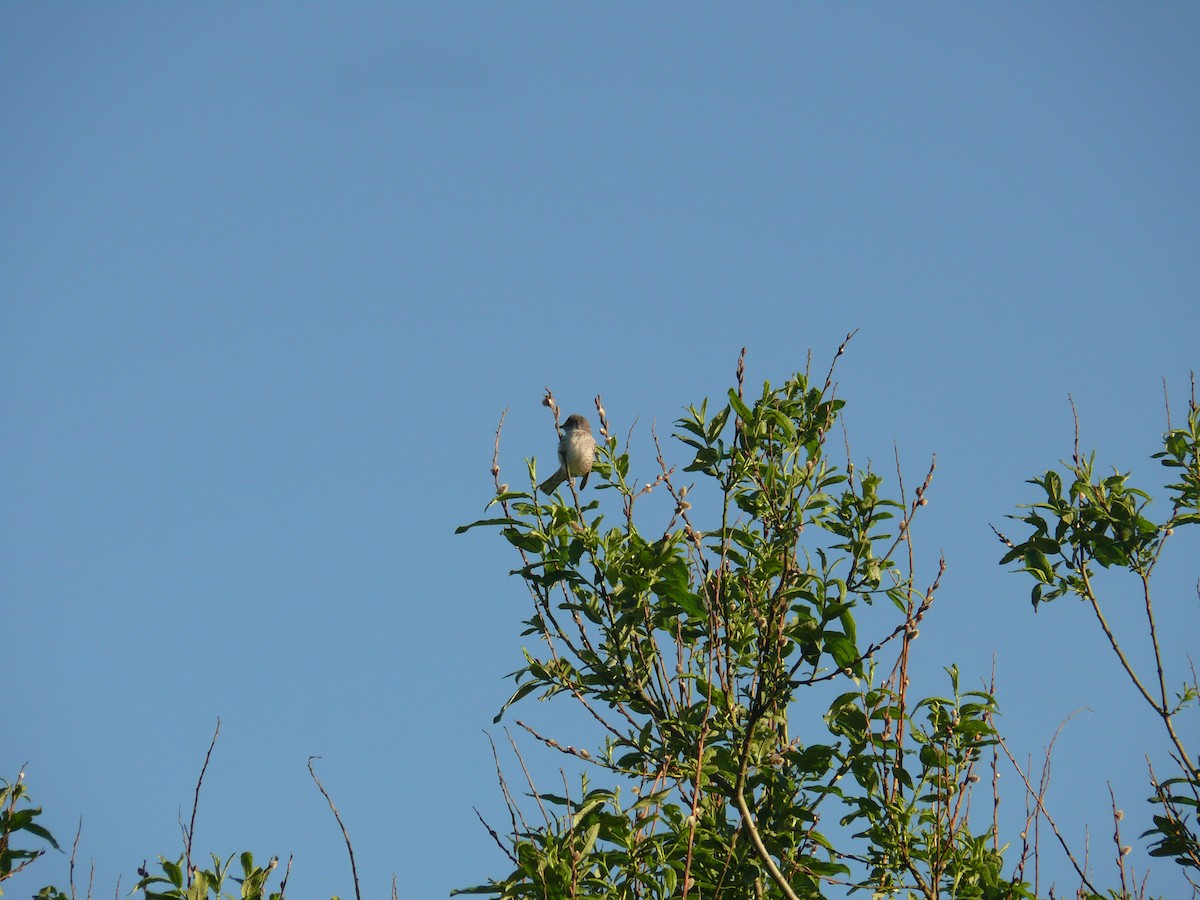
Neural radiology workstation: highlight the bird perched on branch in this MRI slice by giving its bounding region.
[538,414,596,495]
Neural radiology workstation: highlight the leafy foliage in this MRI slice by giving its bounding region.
[7,350,1196,900]
[133,853,285,900]
[999,383,1200,891]
[0,772,60,895]
[458,347,1027,898]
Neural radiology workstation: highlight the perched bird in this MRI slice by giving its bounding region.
[538,414,596,495]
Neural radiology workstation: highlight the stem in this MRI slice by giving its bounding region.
[995,734,1103,897]
[1080,566,1160,712]
[185,719,220,885]
[1081,565,1196,777]
[733,771,801,900]
[308,757,361,900]
[1140,572,1196,775]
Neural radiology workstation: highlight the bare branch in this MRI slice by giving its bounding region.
[67,818,82,900]
[185,718,220,884]
[307,757,361,900]
[996,725,1102,897]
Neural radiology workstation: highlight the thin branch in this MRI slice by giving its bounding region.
[69,818,82,900]
[472,807,514,864]
[730,718,810,900]
[821,330,858,395]
[1108,783,1130,898]
[490,408,508,491]
[307,757,361,900]
[995,729,1102,897]
[1139,571,1195,774]
[733,782,802,900]
[515,720,599,766]
[484,730,525,840]
[681,708,713,900]
[185,718,220,883]
[1069,395,1080,466]
[1080,565,1161,712]
[278,854,293,900]
[505,729,551,828]
[1163,376,1172,432]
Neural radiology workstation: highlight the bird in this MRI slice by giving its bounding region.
[538,414,596,495]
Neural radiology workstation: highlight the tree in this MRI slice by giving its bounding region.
[457,344,1199,899]
[8,345,1195,900]
[996,380,1200,892]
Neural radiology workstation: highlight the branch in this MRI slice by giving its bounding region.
[732,727,803,900]
[308,757,361,900]
[1139,572,1195,774]
[1079,566,1160,712]
[995,730,1103,897]
[185,718,220,883]
[733,783,801,900]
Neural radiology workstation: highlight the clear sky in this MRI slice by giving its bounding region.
[3,4,1198,898]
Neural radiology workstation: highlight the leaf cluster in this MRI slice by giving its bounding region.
[999,386,1200,889]
[133,853,284,900]
[1001,393,1200,610]
[459,348,1027,898]
[0,772,60,895]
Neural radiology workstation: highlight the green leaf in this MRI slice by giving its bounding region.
[502,528,546,553]
[707,405,731,442]
[578,822,601,857]
[727,389,752,421]
[163,859,184,889]
[186,873,209,900]
[493,680,543,722]
[824,631,860,671]
[455,517,520,534]
[1044,469,1062,501]
[673,590,706,620]
[20,821,60,849]
[1022,547,1054,583]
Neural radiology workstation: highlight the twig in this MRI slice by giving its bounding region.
[1138,571,1194,775]
[593,395,610,440]
[987,659,1001,853]
[307,757,361,900]
[277,854,293,900]
[505,730,551,828]
[491,408,508,491]
[821,330,858,395]
[1069,395,1080,466]
[733,783,801,900]
[1108,784,1130,898]
[472,807,513,864]
[515,720,597,765]
[542,388,561,431]
[995,728,1102,896]
[69,818,82,900]
[185,718,220,883]
[1079,566,1161,714]
[731,722,805,900]
[682,710,713,900]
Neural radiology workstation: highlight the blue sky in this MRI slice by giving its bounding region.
[3,4,1198,898]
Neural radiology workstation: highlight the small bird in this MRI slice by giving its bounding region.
[539,414,596,495]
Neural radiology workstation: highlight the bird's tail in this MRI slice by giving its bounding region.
[539,468,566,495]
